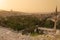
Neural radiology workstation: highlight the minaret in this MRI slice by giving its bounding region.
[54,6,58,33]
[55,6,58,15]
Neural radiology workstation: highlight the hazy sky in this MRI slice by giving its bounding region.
[0,0,60,13]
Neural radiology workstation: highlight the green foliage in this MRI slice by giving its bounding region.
[57,21,60,29]
[44,20,54,28]
[0,15,41,32]
[0,15,60,35]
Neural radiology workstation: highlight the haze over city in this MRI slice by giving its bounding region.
[0,0,60,13]
[0,0,60,40]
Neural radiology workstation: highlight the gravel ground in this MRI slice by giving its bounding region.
[0,26,60,40]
